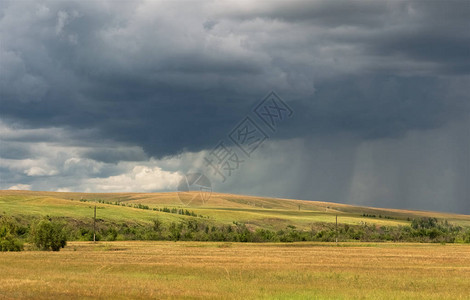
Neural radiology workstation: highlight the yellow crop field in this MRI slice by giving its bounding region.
[1,241,469,299]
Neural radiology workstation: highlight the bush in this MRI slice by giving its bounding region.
[0,227,23,251]
[464,229,470,243]
[0,216,24,251]
[0,236,23,251]
[30,219,67,251]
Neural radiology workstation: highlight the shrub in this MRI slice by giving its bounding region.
[168,222,182,241]
[0,235,23,251]
[0,216,24,251]
[0,226,23,251]
[30,219,67,251]
[464,229,470,243]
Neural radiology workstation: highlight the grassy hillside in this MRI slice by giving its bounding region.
[2,190,470,231]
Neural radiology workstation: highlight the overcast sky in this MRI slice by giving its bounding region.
[1,0,469,213]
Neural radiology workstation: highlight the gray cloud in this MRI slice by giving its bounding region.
[0,0,468,213]
[217,117,470,214]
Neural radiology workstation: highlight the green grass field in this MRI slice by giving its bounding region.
[2,190,470,231]
[1,241,469,299]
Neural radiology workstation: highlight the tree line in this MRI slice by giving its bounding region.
[1,214,470,251]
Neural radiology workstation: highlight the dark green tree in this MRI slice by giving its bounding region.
[0,217,23,251]
[30,219,67,251]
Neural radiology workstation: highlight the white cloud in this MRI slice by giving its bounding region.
[25,166,58,176]
[64,157,103,174]
[86,166,182,192]
[8,184,31,190]
[55,11,68,35]
[0,122,187,193]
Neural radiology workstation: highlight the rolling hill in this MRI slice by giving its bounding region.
[2,190,469,231]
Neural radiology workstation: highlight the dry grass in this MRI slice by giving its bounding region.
[0,242,469,299]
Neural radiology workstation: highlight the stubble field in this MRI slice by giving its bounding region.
[1,241,469,299]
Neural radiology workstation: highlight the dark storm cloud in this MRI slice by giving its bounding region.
[83,147,148,164]
[220,0,389,26]
[219,118,470,214]
[1,0,468,158]
[291,75,469,140]
[223,0,470,74]
[1,0,469,212]
[0,143,31,160]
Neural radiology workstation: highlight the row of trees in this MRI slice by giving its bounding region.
[143,218,470,243]
[72,217,470,243]
[2,214,470,251]
[79,199,206,218]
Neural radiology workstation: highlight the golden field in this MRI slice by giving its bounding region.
[1,241,469,299]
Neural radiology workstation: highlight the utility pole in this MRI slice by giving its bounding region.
[93,205,96,243]
[335,215,338,245]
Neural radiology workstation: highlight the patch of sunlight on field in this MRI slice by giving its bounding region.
[193,207,409,230]
[2,190,470,228]
[0,241,469,299]
[0,194,180,224]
